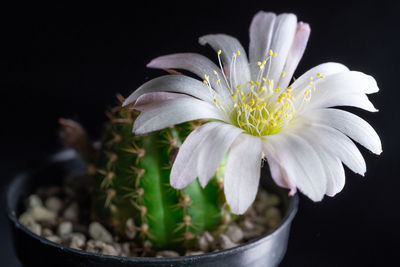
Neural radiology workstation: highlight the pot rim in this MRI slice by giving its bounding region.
[5,149,299,263]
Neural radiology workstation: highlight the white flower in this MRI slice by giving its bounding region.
[123,11,382,214]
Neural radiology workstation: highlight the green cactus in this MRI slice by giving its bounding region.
[92,96,231,251]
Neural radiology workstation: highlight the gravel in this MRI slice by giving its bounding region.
[18,177,283,258]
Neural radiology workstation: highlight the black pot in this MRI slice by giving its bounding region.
[5,150,298,267]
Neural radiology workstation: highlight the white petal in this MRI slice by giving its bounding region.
[249,11,276,75]
[134,92,189,112]
[197,123,244,187]
[133,98,225,134]
[199,34,251,87]
[294,71,379,112]
[147,53,230,95]
[266,133,327,201]
[224,134,262,214]
[306,92,378,112]
[299,132,345,197]
[303,108,382,154]
[290,62,349,89]
[170,123,220,189]
[278,22,310,89]
[301,124,366,175]
[262,142,297,195]
[123,75,213,106]
[267,14,298,83]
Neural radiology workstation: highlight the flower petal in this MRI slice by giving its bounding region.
[293,70,379,112]
[199,34,251,87]
[266,133,327,201]
[301,124,366,175]
[224,134,262,214]
[303,108,382,154]
[249,11,276,75]
[197,123,244,187]
[278,22,311,89]
[147,53,230,95]
[262,142,297,195]
[290,62,349,89]
[299,132,346,197]
[123,75,213,106]
[170,122,220,189]
[306,92,378,112]
[134,92,189,112]
[267,13,298,83]
[133,97,225,134]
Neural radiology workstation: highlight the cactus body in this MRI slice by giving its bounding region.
[93,100,230,250]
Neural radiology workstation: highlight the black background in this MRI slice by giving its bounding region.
[1,1,399,266]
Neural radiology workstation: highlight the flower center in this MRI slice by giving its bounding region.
[203,49,324,137]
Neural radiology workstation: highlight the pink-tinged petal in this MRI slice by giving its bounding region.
[279,22,311,89]
[262,142,296,195]
[196,123,244,187]
[170,123,220,189]
[267,14,298,83]
[224,134,262,214]
[123,75,213,106]
[134,92,190,112]
[199,34,251,87]
[249,11,276,75]
[267,133,327,202]
[133,98,225,135]
[304,108,382,154]
[147,53,230,95]
[299,132,346,197]
[302,124,366,175]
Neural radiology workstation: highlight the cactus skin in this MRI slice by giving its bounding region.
[93,97,230,251]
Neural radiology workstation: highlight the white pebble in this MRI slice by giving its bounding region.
[86,240,118,256]
[218,234,237,250]
[225,224,244,243]
[156,250,180,258]
[125,218,136,239]
[63,202,79,222]
[185,251,204,256]
[27,194,43,209]
[30,206,56,224]
[89,222,113,243]
[57,221,73,236]
[46,235,61,244]
[45,197,63,214]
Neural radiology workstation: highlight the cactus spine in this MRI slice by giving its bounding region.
[93,96,231,251]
